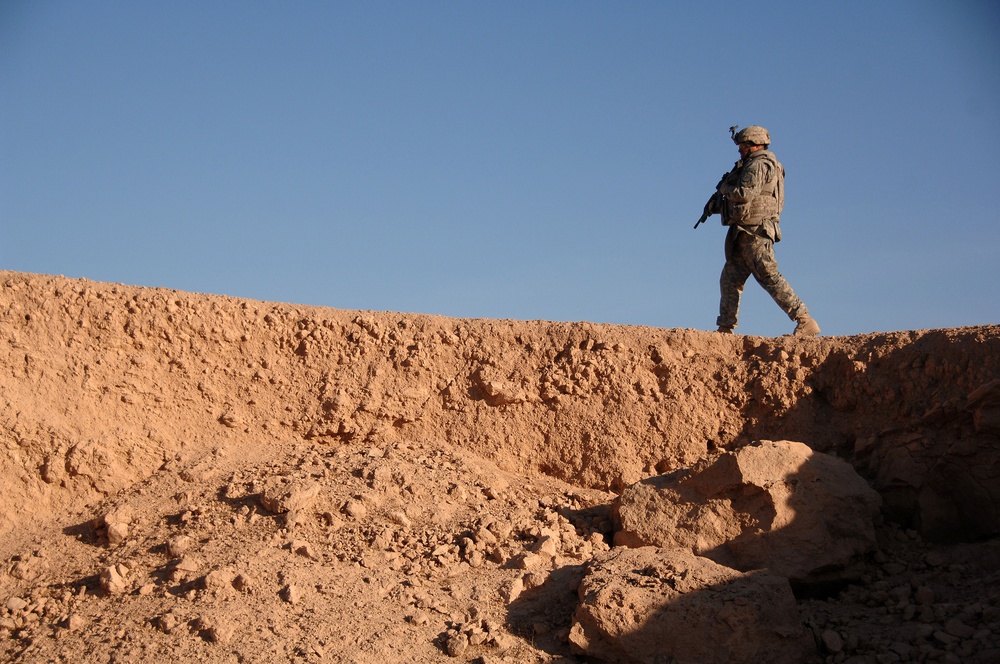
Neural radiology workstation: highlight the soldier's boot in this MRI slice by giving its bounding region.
[716,325,734,334]
[793,315,820,337]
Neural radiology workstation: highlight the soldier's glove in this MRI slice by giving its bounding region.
[703,193,720,216]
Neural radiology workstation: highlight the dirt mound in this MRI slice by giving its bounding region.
[2,271,999,663]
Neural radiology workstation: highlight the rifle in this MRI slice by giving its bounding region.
[694,192,721,229]
[695,165,738,229]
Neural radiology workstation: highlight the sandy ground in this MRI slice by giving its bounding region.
[2,271,999,663]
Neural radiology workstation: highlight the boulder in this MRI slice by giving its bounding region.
[569,547,814,664]
[613,440,881,582]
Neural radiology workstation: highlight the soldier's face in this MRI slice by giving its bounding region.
[738,142,762,159]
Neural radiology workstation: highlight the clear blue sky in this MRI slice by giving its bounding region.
[2,1,998,336]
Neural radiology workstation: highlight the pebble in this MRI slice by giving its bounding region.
[156,613,180,634]
[204,620,234,644]
[63,614,86,631]
[506,577,524,603]
[106,521,129,547]
[291,540,319,560]
[6,597,28,612]
[232,573,252,592]
[174,555,201,573]
[100,564,130,594]
[445,632,468,657]
[204,569,234,591]
[822,629,844,653]
[944,618,975,639]
[344,499,367,520]
[168,535,193,557]
[281,584,302,604]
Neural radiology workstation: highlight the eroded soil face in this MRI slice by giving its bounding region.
[2,271,999,663]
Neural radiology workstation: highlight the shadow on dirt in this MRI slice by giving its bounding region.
[505,565,587,655]
[61,520,101,547]
[734,331,1000,543]
[504,442,883,662]
[501,329,1000,661]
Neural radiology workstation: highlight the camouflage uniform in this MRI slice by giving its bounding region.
[707,128,812,332]
[717,225,807,329]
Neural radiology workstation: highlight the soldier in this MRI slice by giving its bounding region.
[701,125,820,336]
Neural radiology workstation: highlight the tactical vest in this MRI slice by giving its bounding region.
[726,150,784,228]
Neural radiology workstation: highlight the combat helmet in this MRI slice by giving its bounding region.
[730,125,771,146]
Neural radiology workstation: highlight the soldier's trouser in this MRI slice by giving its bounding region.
[717,230,807,329]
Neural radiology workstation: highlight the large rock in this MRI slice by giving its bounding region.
[569,547,814,664]
[612,440,882,582]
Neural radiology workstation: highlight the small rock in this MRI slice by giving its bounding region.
[522,571,547,590]
[291,540,319,561]
[168,535,193,557]
[204,569,234,591]
[514,552,546,571]
[882,562,907,575]
[281,584,302,604]
[506,577,524,603]
[157,613,180,634]
[106,521,129,546]
[889,642,913,658]
[283,509,308,529]
[261,479,321,514]
[100,564,129,594]
[944,618,975,639]
[822,629,844,653]
[174,555,201,573]
[445,632,469,657]
[344,499,367,520]
[6,597,28,612]
[389,510,411,528]
[66,614,87,631]
[407,610,430,626]
[233,574,252,593]
[532,535,559,558]
[205,621,234,644]
[102,505,134,528]
[925,551,950,567]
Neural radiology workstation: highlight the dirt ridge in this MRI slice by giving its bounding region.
[2,271,999,663]
[3,271,998,537]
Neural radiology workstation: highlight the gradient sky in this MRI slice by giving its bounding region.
[3,1,998,337]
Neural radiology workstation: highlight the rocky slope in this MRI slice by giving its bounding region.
[1,271,998,663]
